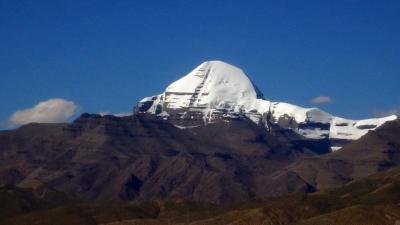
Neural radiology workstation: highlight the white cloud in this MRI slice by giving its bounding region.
[371,108,400,117]
[310,95,333,105]
[8,98,78,125]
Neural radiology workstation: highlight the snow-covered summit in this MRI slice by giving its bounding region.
[135,60,398,150]
[161,60,264,110]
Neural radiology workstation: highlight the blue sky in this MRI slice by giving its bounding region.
[0,0,399,127]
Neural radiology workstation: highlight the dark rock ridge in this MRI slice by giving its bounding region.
[1,112,399,203]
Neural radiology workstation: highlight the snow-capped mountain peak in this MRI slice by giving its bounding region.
[162,60,264,110]
[135,60,398,151]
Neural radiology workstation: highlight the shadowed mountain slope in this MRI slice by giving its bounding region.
[284,118,400,191]
[0,113,319,203]
[1,113,399,205]
[2,167,400,225]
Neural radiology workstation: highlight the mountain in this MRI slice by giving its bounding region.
[0,113,321,203]
[1,113,399,204]
[135,60,397,150]
[0,61,398,204]
[2,167,400,225]
[278,118,400,191]
[1,60,400,224]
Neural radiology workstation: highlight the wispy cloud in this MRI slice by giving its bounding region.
[8,98,78,126]
[371,108,400,117]
[310,95,333,105]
